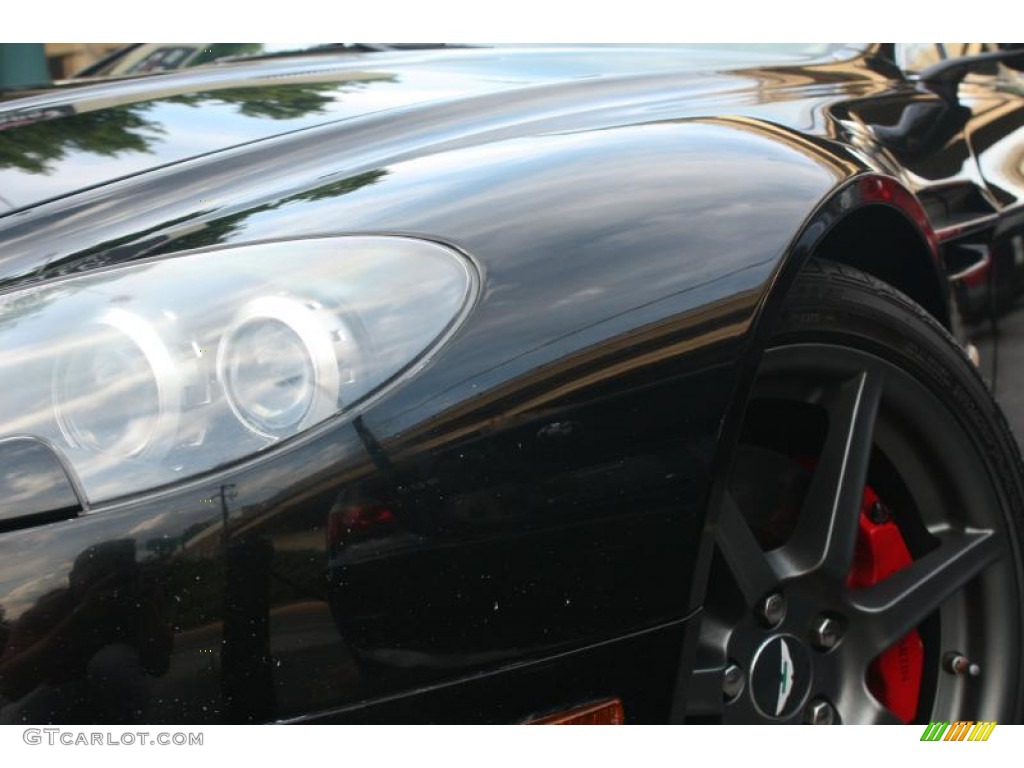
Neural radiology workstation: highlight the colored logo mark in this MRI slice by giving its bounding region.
[920,721,997,741]
[776,638,795,716]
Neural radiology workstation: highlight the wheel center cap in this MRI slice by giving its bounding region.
[749,634,812,719]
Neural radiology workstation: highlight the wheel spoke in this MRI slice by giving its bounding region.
[779,368,883,581]
[848,531,999,649]
[838,684,905,725]
[868,708,905,725]
[684,666,726,717]
[715,490,779,607]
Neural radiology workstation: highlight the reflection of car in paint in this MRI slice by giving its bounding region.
[1,43,1024,725]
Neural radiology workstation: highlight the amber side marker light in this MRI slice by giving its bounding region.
[527,698,624,725]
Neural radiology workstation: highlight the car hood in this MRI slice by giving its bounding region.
[0,45,849,212]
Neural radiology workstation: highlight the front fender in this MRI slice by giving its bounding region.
[0,118,875,723]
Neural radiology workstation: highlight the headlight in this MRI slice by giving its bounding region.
[0,236,474,503]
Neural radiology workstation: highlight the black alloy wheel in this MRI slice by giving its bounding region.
[687,259,1024,724]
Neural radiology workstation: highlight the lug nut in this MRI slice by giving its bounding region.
[868,500,890,525]
[810,616,843,650]
[757,593,786,627]
[722,663,745,700]
[945,653,981,677]
[804,698,836,725]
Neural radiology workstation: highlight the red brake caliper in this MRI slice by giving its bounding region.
[845,486,924,723]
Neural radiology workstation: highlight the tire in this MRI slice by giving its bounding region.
[687,258,1024,725]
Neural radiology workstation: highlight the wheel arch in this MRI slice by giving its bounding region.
[768,174,950,335]
[687,173,953,613]
[808,199,950,331]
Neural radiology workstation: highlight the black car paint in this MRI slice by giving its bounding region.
[0,44,1021,724]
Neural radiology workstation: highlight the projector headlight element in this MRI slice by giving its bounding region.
[53,307,183,459]
[218,295,361,438]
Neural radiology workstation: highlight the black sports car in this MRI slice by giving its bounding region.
[0,42,1023,725]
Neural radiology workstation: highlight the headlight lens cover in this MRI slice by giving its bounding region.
[0,236,473,503]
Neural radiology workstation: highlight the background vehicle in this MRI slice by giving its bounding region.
[72,43,468,78]
[0,43,1023,724]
